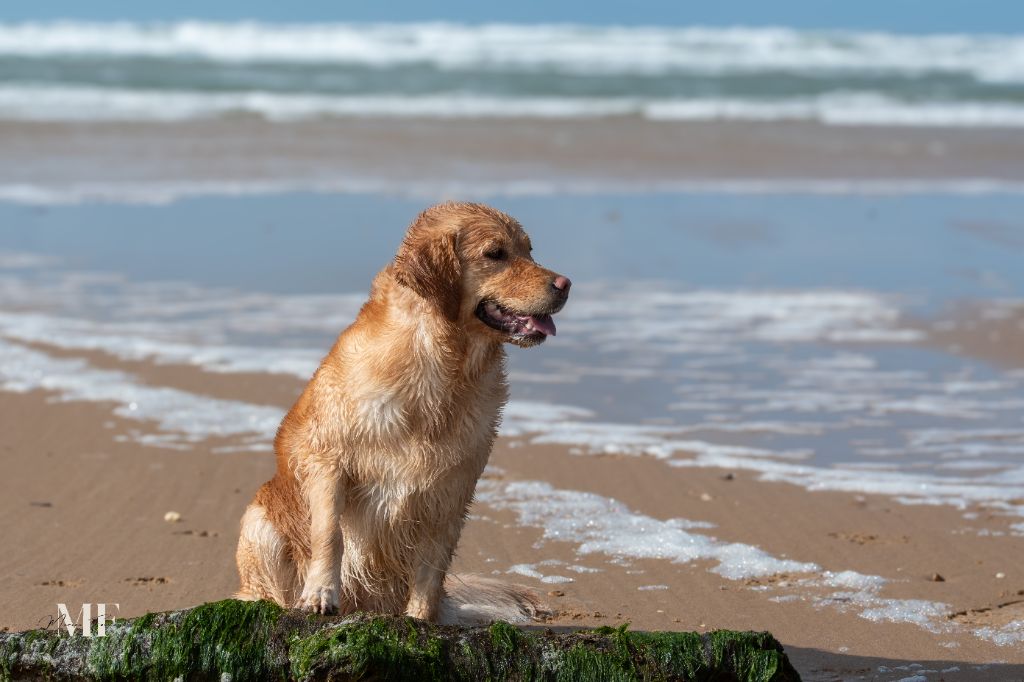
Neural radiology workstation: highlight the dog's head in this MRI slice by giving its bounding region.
[393,202,570,347]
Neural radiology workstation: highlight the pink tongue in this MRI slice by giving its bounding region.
[528,314,557,336]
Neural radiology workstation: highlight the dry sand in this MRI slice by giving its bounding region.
[1,344,1022,681]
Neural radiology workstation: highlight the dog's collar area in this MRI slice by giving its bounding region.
[475,300,556,339]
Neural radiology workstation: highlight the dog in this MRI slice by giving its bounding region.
[235,202,570,623]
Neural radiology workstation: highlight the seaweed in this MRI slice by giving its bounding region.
[0,600,800,681]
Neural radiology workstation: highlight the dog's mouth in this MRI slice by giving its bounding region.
[475,300,557,340]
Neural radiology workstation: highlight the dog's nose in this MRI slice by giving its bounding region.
[552,275,572,294]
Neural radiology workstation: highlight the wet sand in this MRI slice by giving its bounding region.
[2,188,1024,681]
[3,119,1024,198]
[926,301,1024,372]
[1,345,1022,680]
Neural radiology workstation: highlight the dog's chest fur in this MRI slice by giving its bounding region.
[309,325,506,492]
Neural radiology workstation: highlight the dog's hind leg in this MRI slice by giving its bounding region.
[235,503,300,607]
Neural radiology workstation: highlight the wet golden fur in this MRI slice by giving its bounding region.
[235,202,569,622]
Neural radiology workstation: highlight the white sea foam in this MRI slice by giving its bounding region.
[0,278,754,455]
[5,84,1024,128]
[796,571,953,633]
[505,563,573,584]
[0,86,640,123]
[646,95,1024,128]
[5,178,1024,207]
[0,311,324,379]
[478,476,970,637]
[3,23,1024,133]
[0,331,972,635]
[476,479,818,579]
[560,289,924,382]
[910,427,1024,450]
[568,288,923,349]
[857,600,953,632]
[503,399,814,461]
[1,22,1023,82]
[0,251,59,269]
[503,401,1024,511]
[0,338,283,449]
[820,570,887,590]
[3,255,1024,518]
[668,453,1024,511]
[974,620,1024,646]
[0,264,918,383]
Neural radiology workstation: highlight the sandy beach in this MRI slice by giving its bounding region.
[1,361,1021,679]
[3,17,1024,680]
[2,192,1024,682]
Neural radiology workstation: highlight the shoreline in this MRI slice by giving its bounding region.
[2,191,1024,680]
[1,369,1021,674]
[4,119,1024,205]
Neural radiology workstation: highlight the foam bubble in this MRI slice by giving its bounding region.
[821,570,887,590]
[807,572,952,633]
[506,563,574,584]
[857,600,952,632]
[974,620,1024,646]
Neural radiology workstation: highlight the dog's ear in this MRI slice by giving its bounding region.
[393,225,462,321]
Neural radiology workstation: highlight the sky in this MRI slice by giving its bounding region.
[1,0,1023,33]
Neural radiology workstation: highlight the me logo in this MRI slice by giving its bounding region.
[55,603,120,637]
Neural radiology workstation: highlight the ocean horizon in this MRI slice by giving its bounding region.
[1,20,1024,127]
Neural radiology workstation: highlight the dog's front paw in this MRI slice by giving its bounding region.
[297,583,339,614]
[405,605,436,622]
[405,596,438,622]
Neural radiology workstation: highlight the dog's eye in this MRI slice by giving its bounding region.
[484,247,507,261]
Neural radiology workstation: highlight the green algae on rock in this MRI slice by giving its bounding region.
[0,599,801,681]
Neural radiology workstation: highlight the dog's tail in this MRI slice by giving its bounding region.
[439,574,548,625]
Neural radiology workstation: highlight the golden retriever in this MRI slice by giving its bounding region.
[235,202,570,623]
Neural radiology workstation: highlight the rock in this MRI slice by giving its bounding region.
[930,573,945,582]
[0,599,802,681]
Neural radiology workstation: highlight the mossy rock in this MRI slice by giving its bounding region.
[0,599,801,681]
